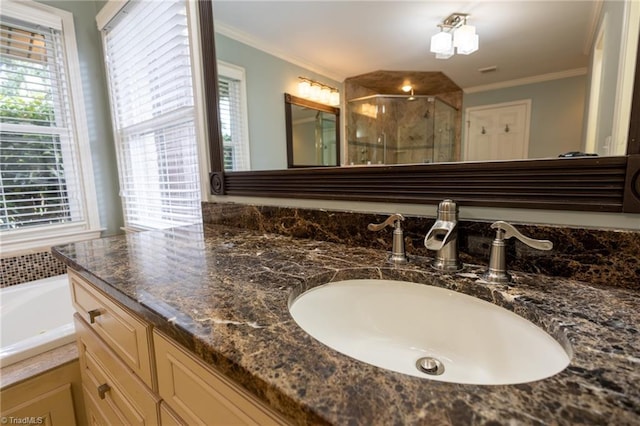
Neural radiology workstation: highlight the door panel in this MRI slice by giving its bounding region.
[465,101,530,161]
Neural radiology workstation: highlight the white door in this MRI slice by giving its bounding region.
[464,100,531,161]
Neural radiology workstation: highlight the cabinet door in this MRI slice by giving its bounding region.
[1,383,76,426]
[75,314,160,426]
[154,331,290,425]
[464,100,530,161]
[69,270,156,389]
[1,359,82,426]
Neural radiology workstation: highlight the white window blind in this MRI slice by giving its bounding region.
[0,16,84,230]
[218,64,250,171]
[102,0,201,230]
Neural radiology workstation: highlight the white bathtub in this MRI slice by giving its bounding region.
[0,274,76,367]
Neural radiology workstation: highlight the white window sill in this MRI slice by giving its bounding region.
[0,223,104,257]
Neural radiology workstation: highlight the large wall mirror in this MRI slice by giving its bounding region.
[200,1,640,213]
[285,94,340,168]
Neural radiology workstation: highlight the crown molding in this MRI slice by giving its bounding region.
[214,21,343,83]
[464,68,588,94]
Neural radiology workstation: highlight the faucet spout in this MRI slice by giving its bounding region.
[424,199,463,272]
[424,220,456,250]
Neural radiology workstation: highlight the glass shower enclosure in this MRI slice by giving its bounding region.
[346,95,458,165]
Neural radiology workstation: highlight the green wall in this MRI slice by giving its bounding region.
[215,33,342,170]
[463,75,587,159]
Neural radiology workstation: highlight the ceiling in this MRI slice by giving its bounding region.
[211,1,598,90]
[346,70,462,96]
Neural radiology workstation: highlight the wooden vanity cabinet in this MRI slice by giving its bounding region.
[69,271,155,389]
[68,269,290,426]
[154,330,288,425]
[74,314,160,425]
[0,361,83,426]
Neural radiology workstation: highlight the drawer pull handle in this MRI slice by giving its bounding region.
[88,309,102,324]
[97,383,111,399]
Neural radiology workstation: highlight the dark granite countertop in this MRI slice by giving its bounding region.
[53,224,640,425]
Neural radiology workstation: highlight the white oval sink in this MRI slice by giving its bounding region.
[289,279,570,385]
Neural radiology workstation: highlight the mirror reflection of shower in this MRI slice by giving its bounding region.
[285,93,340,168]
[314,111,337,166]
[347,94,458,165]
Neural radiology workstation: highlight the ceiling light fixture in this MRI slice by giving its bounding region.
[430,13,479,59]
[401,84,413,92]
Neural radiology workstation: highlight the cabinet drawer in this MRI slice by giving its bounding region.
[69,270,155,389]
[82,382,119,426]
[75,314,160,426]
[154,331,289,426]
[160,402,186,426]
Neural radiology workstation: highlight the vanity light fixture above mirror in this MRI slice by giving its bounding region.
[297,77,340,106]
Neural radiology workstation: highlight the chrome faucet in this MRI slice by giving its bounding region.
[424,199,462,272]
[482,221,553,284]
[368,214,407,264]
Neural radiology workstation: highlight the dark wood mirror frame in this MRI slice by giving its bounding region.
[199,0,640,214]
[285,93,341,168]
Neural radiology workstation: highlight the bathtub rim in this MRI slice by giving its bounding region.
[1,273,69,294]
[0,274,76,368]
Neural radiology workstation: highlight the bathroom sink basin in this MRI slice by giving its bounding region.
[289,279,570,385]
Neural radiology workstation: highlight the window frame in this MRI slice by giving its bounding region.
[0,0,102,254]
[97,0,206,231]
[217,61,251,171]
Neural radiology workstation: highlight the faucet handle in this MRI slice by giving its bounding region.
[482,221,552,284]
[367,214,404,232]
[368,214,407,264]
[490,221,553,251]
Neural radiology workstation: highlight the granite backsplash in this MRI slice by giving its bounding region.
[202,202,639,291]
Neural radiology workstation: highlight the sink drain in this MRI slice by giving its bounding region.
[416,357,445,375]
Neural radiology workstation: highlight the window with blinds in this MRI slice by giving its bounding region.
[218,63,250,171]
[101,0,201,230]
[0,16,83,230]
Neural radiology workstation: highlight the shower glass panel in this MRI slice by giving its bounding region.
[347,95,457,165]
